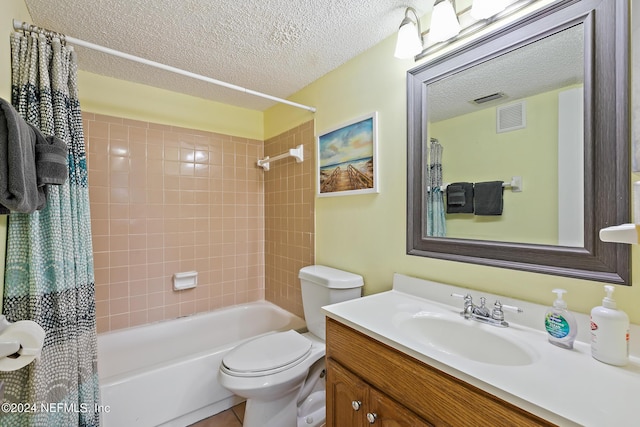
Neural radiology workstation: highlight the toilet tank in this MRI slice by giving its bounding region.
[298,265,363,340]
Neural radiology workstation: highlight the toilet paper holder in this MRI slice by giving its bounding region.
[0,316,19,358]
[0,315,44,360]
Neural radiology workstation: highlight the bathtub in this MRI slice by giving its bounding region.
[97,301,306,427]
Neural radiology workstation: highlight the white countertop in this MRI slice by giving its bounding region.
[321,274,639,427]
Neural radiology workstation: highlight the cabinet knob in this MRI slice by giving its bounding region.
[366,412,378,424]
[351,400,362,411]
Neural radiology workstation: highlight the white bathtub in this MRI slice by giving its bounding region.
[97,301,306,427]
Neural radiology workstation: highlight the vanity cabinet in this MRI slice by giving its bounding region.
[325,318,555,427]
[327,358,432,426]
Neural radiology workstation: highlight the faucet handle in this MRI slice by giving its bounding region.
[492,301,505,321]
[492,300,523,321]
[500,302,523,313]
[452,293,474,318]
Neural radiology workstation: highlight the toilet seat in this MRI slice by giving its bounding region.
[222,330,313,377]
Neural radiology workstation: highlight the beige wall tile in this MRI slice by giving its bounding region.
[87,113,314,331]
[263,122,315,318]
[86,113,266,331]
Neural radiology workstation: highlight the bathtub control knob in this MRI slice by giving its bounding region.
[351,400,362,411]
[366,412,378,424]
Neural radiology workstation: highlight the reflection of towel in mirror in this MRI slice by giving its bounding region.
[446,182,473,214]
[474,181,504,215]
[0,98,68,214]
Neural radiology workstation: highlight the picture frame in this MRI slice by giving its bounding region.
[317,112,378,197]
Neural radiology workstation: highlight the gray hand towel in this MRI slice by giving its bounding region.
[0,98,40,214]
[446,182,474,214]
[31,123,68,186]
[474,181,504,215]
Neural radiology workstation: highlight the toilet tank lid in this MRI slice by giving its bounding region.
[298,265,364,289]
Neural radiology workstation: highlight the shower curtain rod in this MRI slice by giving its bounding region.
[12,19,317,113]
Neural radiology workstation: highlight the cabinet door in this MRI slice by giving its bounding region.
[368,388,433,427]
[326,358,367,427]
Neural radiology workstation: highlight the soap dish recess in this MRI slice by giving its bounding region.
[173,271,197,290]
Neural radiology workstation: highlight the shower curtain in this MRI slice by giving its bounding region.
[0,32,99,427]
[427,139,446,237]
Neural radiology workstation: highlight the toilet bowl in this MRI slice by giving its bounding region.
[219,331,326,427]
[218,265,363,427]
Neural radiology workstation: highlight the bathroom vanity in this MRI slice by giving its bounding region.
[322,274,640,426]
[326,318,551,426]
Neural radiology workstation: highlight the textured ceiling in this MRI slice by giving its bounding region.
[22,0,433,111]
[429,24,584,122]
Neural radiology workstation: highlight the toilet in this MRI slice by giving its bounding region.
[218,265,363,427]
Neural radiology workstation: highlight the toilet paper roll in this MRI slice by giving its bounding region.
[0,320,45,372]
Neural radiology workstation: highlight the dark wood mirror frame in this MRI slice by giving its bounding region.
[406,0,630,284]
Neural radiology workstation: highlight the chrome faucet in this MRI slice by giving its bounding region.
[452,293,522,328]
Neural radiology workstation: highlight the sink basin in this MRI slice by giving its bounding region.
[396,313,537,366]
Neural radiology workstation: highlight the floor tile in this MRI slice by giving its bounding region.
[189,402,245,427]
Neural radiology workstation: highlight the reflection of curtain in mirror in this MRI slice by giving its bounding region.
[427,139,446,237]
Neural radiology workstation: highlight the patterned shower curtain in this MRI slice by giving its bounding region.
[0,32,99,427]
[427,139,446,237]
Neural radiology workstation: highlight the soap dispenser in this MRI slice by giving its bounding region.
[544,289,577,349]
[590,285,629,366]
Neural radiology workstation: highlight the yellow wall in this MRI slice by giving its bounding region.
[265,22,640,324]
[78,72,264,140]
[431,88,563,244]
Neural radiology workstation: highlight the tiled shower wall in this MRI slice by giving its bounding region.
[84,113,265,333]
[264,121,315,318]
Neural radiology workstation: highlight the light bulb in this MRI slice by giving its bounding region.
[430,0,461,43]
[394,19,423,59]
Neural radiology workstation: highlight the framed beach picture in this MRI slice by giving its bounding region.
[317,112,378,197]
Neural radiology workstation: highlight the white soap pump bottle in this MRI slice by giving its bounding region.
[590,285,629,366]
[544,289,577,349]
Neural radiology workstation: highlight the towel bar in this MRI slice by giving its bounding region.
[257,145,304,171]
[427,176,523,192]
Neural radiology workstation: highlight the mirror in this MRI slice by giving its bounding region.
[427,25,584,246]
[406,0,630,284]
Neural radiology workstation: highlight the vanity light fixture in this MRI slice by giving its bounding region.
[394,7,423,59]
[430,0,461,43]
[395,0,541,61]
